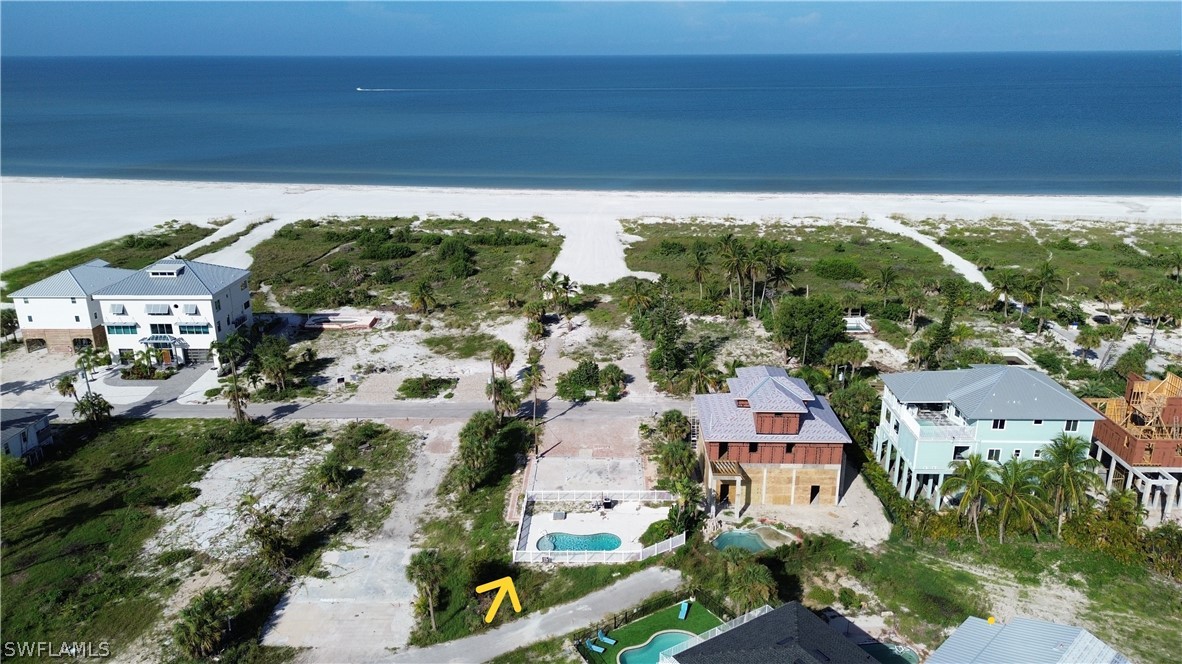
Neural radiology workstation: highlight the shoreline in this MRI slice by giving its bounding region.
[3,176,1179,284]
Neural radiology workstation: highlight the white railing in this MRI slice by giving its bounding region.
[525,490,675,502]
[917,425,977,441]
[512,532,686,565]
[658,604,775,663]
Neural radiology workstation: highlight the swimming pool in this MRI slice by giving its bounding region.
[536,532,622,551]
[712,529,770,552]
[618,630,694,664]
[861,642,920,664]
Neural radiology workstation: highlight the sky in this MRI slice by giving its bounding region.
[2,1,1179,56]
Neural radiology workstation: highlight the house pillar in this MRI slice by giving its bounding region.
[906,471,919,500]
[1141,485,1152,509]
[932,473,945,508]
[873,435,882,459]
[1106,453,1117,491]
[1125,470,1134,491]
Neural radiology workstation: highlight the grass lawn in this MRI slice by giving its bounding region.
[590,601,722,664]
[1,222,216,300]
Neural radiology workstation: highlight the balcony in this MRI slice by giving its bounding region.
[887,400,976,443]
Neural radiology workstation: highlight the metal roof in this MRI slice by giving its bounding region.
[93,259,248,298]
[928,617,1129,664]
[674,602,875,664]
[1,408,55,443]
[880,366,1101,422]
[695,366,852,444]
[10,260,136,298]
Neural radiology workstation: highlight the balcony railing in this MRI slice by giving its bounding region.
[887,401,976,442]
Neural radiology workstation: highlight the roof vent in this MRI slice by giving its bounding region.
[776,636,797,647]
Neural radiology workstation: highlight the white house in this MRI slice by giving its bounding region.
[10,259,136,352]
[1,408,56,462]
[91,258,253,365]
[11,257,252,366]
[872,365,1102,506]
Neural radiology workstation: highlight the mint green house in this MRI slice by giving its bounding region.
[872,365,1101,505]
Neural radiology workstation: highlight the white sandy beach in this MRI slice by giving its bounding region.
[2,177,1178,285]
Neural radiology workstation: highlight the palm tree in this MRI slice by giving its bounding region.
[719,546,752,579]
[490,340,514,380]
[1075,326,1102,361]
[485,377,519,423]
[73,392,113,425]
[54,374,79,403]
[211,332,249,424]
[730,562,776,613]
[411,279,438,314]
[761,255,797,315]
[1156,246,1182,281]
[406,549,445,632]
[1,308,18,343]
[690,249,711,300]
[991,269,1023,320]
[621,279,654,314]
[839,290,861,317]
[718,240,747,302]
[989,458,1047,544]
[1038,433,1102,538]
[942,454,996,545]
[868,266,901,306]
[172,589,231,658]
[1032,261,1062,333]
[74,346,99,395]
[682,347,721,395]
[522,363,546,450]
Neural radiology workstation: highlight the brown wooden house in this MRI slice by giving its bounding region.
[693,366,852,508]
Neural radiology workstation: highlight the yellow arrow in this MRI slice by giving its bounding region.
[475,576,522,624]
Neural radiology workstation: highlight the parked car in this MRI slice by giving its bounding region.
[1092,314,1111,325]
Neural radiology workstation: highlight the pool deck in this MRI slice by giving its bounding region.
[527,501,668,552]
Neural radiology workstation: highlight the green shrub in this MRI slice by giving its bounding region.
[1033,349,1065,375]
[157,549,196,566]
[397,375,459,399]
[203,387,224,398]
[556,360,600,401]
[805,586,837,607]
[838,586,861,609]
[873,319,908,349]
[813,258,865,281]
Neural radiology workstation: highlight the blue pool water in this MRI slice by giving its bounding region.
[713,530,770,553]
[618,630,694,664]
[536,532,622,552]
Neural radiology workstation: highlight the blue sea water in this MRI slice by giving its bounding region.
[2,53,1179,194]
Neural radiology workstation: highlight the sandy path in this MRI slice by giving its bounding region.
[263,420,460,662]
[866,215,992,289]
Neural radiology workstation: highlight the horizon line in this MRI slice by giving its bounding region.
[4,48,1180,58]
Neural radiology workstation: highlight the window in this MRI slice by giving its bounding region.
[240,280,248,290]
[27,315,32,322]
[216,321,222,332]
[150,323,174,335]
[109,304,126,315]
[719,442,729,458]
[749,442,758,454]
[93,312,98,319]
[1033,420,1043,426]
[70,297,76,304]
[214,300,222,312]
[987,449,1001,461]
[74,316,80,322]
[145,304,170,315]
[22,298,28,304]
[992,419,1006,430]
[106,325,137,335]
[183,304,199,315]
[885,411,893,423]
[243,301,251,310]
[178,324,210,335]
[1013,449,1022,459]
[1065,420,1079,432]
[1033,449,1042,459]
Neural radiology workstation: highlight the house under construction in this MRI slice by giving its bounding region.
[1085,372,1182,520]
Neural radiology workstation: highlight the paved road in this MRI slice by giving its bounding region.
[387,567,683,664]
[109,394,690,423]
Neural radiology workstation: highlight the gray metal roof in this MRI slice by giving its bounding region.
[1,408,55,443]
[92,259,248,298]
[674,602,875,664]
[9,260,137,298]
[928,617,1129,664]
[880,366,1100,422]
[695,366,852,444]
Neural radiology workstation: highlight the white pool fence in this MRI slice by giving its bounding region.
[512,490,683,564]
[657,604,775,663]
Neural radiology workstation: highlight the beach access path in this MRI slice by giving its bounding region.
[386,567,683,664]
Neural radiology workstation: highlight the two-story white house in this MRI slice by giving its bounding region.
[10,259,137,353]
[91,258,253,365]
[871,365,1102,506]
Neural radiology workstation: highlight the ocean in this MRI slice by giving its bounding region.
[2,53,1179,194]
